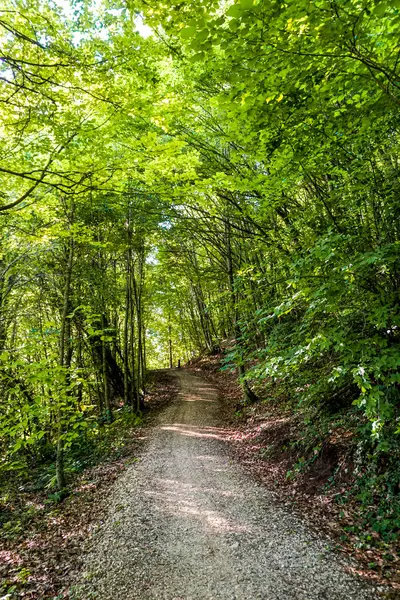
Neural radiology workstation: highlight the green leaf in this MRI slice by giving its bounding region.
[180,26,196,39]
[196,28,209,42]
[226,4,242,18]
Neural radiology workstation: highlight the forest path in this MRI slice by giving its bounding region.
[79,370,375,600]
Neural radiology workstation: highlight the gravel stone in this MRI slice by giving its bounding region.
[77,370,377,599]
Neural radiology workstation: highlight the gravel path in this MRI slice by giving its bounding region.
[78,370,377,599]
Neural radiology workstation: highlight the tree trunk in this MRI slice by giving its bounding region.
[123,250,130,407]
[225,216,258,404]
[56,237,74,491]
[168,322,173,368]
[102,314,113,424]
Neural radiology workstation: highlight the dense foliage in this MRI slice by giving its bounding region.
[0,0,399,538]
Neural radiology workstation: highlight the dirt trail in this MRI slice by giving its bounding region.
[78,370,376,599]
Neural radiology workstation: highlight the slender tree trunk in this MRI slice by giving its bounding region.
[56,237,74,491]
[123,250,130,407]
[0,258,6,353]
[129,288,138,412]
[102,314,113,423]
[168,322,173,368]
[76,325,83,406]
[225,216,258,403]
[142,322,146,389]
[132,247,145,411]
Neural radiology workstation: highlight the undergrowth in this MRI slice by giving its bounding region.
[198,351,400,582]
[0,408,142,536]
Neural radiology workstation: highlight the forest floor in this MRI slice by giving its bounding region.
[75,369,379,600]
[188,357,400,596]
[3,367,398,599]
[0,370,179,600]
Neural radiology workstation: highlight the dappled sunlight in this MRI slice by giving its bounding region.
[160,423,230,440]
[26,500,45,511]
[177,505,249,533]
[194,454,217,460]
[180,397,215,403]
[76,482,97,493]
[0,550,23,567]
[179,391,216,403]
[178,381,219,403]
[143,476,250,535]
[144,374,258,535]
[257,417,291,430]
